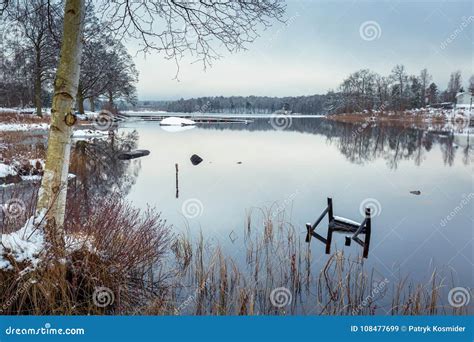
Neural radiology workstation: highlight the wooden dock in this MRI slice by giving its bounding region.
[306,198,372,258]
[117,113,252,124]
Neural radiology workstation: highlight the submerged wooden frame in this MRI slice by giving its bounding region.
[305,198,372,258]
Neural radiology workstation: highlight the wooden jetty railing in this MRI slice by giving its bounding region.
[305,198,372,258]
[117,113,252,124]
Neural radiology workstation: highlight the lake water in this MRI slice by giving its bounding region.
[120,116,473,290]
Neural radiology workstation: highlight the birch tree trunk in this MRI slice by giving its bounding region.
[37,0,85,256]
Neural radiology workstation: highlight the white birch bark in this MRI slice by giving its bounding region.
[36,0,85,254]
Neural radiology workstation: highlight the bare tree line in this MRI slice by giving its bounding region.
[330,66,473,114]
[0,0,138,114]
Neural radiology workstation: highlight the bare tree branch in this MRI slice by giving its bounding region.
[96,0,286,76]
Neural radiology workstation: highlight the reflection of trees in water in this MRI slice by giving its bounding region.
[68,131,141,212]
[337,124,446,169]
[0,131,142,228]
[200,118,472,169]
[462,135,471,165]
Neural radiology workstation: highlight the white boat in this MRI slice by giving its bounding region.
[159,117,196,126]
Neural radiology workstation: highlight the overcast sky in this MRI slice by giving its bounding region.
[125,0,473,101]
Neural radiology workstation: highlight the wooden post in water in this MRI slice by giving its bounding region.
[327,197,334,221]
[363,208,371,258]
[175,163,179,199]
[325,197,334,254]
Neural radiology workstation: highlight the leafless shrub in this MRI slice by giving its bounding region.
[0,194,172,314]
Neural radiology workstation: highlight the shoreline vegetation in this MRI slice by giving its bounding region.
[326,111,456,128]
[0,194,469,316]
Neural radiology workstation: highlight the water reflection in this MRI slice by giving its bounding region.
[120,117,471,290]
[0,131,142,228]
[68,131,142,212]
[197,118,472,169]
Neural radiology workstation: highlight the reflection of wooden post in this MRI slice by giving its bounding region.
[175,163,179,199]
[363,208,371,258]
[325,198,334,254]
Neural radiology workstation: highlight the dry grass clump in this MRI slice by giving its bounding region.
[327,112,448,129]
[0,195,171,315]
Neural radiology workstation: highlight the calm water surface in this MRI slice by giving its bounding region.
[120,117,472,287]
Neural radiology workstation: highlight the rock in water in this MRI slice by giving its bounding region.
[190,154,203,166]
[117,150,150,160]
[409,190,421,195]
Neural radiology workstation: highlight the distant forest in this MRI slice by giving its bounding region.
[142,95,328,115]
[139,66,473,115]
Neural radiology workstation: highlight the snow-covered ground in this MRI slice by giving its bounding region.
[0,210,93,271]
[0,123,49,131]
[0,159,77,186]
[0,159,43,183]
[0,122,109,139]
[0,163,17,178]
[0,212,46,270]
[0,107,51,116]
[72,129,109,139]
[75,111,99,121]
